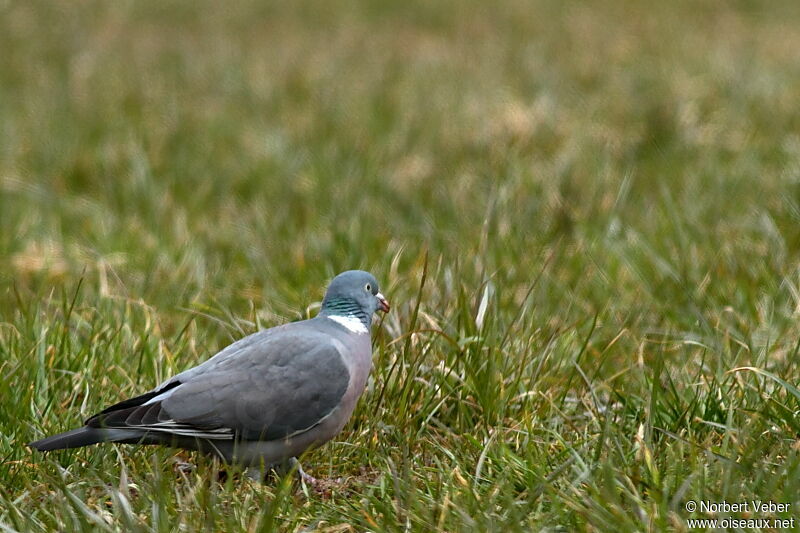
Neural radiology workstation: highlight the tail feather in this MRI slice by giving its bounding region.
[29,427,140,452]
[29,427,105,451]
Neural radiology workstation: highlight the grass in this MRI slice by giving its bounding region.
[2,0,800,530]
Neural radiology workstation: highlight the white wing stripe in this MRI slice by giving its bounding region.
[142,386,179,406]
[140,425,234,440]
[108,420,235,440]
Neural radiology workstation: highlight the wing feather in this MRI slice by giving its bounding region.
[84,325,351,443]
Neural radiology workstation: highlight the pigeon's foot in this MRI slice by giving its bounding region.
[243,459,321,486]
[171,457,196,476]
[289,457,320,486]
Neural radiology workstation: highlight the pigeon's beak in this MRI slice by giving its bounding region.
[376,293,390,313]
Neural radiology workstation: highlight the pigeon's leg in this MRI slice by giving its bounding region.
[244,467,266,482]
[244,458,320,485]
[288,457,319,485]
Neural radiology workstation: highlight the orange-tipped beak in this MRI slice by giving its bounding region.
[377,292,390,313]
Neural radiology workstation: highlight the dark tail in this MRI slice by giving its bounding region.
[28,427,108,452]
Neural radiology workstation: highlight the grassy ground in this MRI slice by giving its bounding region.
[2,0,800,530]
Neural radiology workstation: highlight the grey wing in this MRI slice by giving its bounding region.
[167,326,285,383]
[87,332,351,442]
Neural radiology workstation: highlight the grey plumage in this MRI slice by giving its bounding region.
[29,270,389,471]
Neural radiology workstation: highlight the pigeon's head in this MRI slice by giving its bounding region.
[322,270,390,317]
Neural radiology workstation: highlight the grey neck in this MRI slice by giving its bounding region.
[319,297,371,328]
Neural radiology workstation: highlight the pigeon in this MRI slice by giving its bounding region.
[29,270,390,482]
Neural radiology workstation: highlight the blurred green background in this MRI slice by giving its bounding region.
[3,0,800,531]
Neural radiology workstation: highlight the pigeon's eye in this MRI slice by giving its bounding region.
[365,283,372,292]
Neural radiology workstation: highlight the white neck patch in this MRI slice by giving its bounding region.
[328,315,369,334]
